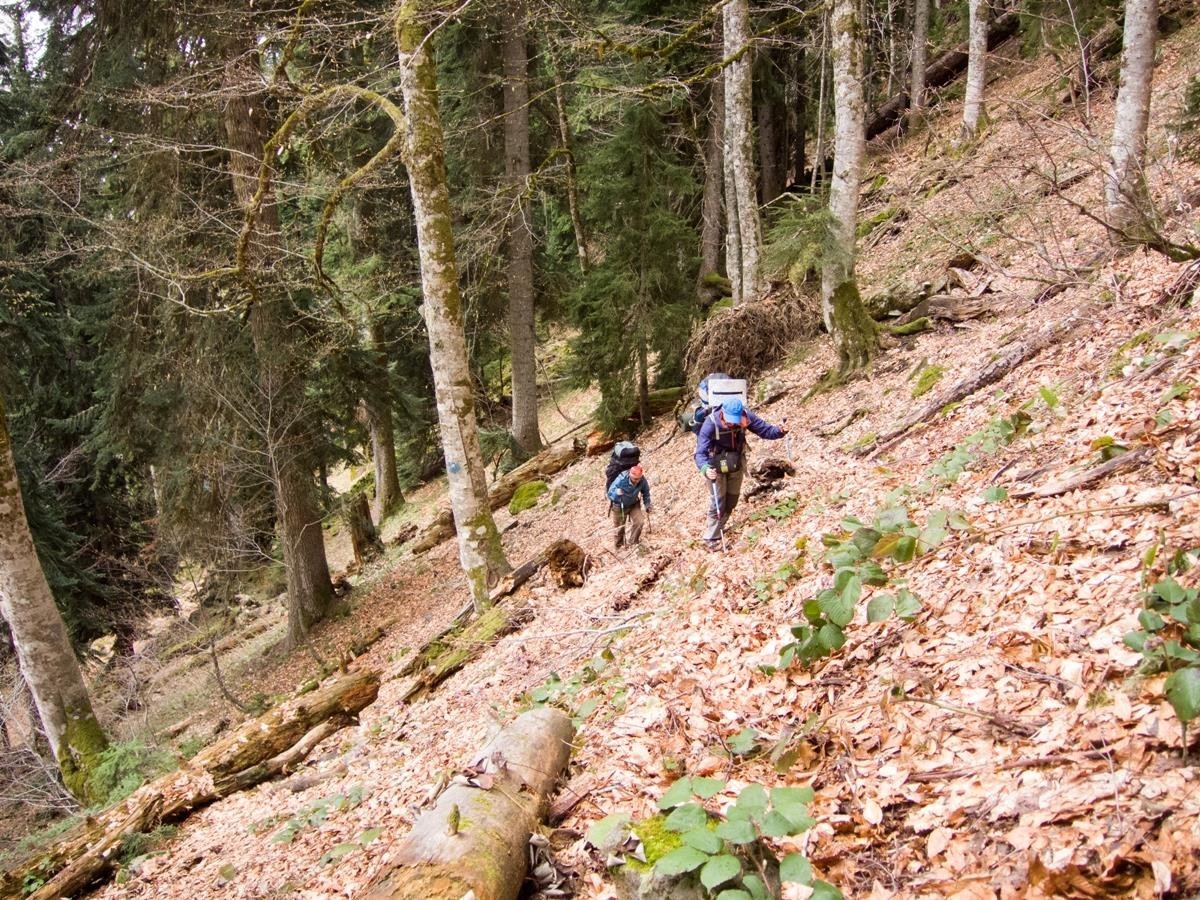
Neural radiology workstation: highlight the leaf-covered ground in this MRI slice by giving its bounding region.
[85,18,1200,900]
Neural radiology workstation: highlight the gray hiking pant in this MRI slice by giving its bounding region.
[703,468,744,543]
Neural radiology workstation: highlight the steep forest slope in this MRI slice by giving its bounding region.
[67,16,1200,900]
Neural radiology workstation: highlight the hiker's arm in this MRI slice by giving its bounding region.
[640,479,651,507]
[747,411,784,440]
[694,421,714,470]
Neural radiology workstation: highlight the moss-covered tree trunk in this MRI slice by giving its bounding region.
[223,48,336,650]
[397,1,510,610]
[503,0,542,459]
[1105,0,1158,236]
[723,0,763,303]
[822,0,877,373]
[0,393,108,803]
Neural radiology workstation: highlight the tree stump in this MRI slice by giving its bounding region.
[345,492,384,570]
[547,539,588,589]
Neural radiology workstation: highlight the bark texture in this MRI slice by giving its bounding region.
[1,671,379,900]
[961,0,990,140]
[0,394,108,803]
[360,706,574,900]
[723,0,763,303]
[223,50,335,649]
[909,0,930,116]
[822,0,876,371]
[502,0,541,458]
[1106,0,1159,235]
[397,1,510,609]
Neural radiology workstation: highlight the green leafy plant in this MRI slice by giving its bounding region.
[777,506,965,668]
[750,497,801,523]
[522,650,622,726]
[648,777,838,899]
[1123,563,1200,756]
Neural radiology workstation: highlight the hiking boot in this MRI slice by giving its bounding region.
[704,541,721,553]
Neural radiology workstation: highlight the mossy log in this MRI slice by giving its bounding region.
[399,600,534,704]
[3,671,380,900]
[360,706,574,900]
[393,546,554,700]
[409,441,583,554]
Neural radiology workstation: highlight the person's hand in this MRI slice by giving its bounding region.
[705,467,717,481]
[644,504,653,514]
[779,423,789,435]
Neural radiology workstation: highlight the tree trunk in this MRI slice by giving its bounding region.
[723,0,763,303]
[1,671,379,900]
[812,12,830,189]
[365,321,404,521]
[909,0,930,117]
[397,1,511,610]
[223,51,335,651]
[637,341,650,427]
[961,0,989,140]
[699,74,725,300]
[1105,0,1158,236]
[0,394,108,804]
[360,707,574,900]
[756,48,786,203]
[502,0,541,459]
[408,440,583,555]
[791,44,807,184]
[866,10,1020,140]
[548,43,590,274]
[823,0,877,372]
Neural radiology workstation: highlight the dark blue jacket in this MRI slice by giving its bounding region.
[694,409,784,471]
[607,471,651,509]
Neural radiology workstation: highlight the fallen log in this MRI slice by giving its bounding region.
[359,706,575,900]
[1011,447,1152,499]
[856,264,1106,459]
[3,671,380,900]
[394,545,562,701]
[409,440,584,554]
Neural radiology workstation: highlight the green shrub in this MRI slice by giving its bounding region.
[89,740,174,807]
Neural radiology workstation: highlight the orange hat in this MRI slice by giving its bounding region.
[630,465,644,478]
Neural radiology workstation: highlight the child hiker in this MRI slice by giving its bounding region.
[607,464,652,549]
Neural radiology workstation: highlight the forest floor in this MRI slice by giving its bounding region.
[8,14,1200,900]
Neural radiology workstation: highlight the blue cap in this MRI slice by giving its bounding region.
[722,398,746,421]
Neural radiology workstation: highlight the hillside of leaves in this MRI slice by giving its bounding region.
[21,14,1200,900]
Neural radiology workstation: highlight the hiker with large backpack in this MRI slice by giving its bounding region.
[694,398,787,552]
[607,463,652,549]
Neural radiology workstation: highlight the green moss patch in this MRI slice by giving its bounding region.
[508,480,548,515]
[912,364,945,398]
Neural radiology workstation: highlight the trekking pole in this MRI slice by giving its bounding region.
[783,417,794,463]
[709,479,727,553]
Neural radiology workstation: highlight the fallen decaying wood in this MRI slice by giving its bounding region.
[856,296,1102,459]
[359,706,575,900]
[1011,446,1153,499]
[393,543,581,703]
[1,671,380,900]
[409,440,584,554]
